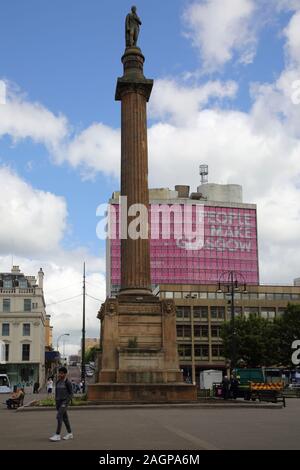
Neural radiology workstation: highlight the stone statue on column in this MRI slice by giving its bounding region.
[125,6,142,48]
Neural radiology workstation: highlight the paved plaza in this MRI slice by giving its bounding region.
[0,394,300,450]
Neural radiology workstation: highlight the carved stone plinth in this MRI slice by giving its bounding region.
[88,297,197,402]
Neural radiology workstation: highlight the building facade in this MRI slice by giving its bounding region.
[107,184,259,297]
[0,266,47,388]
[158,283,300,383]
[45,314,53,349]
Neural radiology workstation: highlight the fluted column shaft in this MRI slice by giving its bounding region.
[115,47,153,296]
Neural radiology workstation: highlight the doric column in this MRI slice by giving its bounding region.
[115,47,153,296]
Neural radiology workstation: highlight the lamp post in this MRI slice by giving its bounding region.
[56,334,70,363]
[217,271,247,372]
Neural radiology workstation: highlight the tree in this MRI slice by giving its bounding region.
[221,304,300,368]
[221,315,275,368]
[273,304,300,367]
[84,346,99,363]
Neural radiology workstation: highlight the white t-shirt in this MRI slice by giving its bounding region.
[47,380,53,390]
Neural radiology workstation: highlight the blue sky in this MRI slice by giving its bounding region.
[0,0,291,256]
[0,0,300,351]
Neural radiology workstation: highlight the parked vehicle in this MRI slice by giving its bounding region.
[0,374,11,393]
[234,368,285,405]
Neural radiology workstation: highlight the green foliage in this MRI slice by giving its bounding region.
[38,397,55,406]
[38,396,87,407]
[84,346,99,363]
[221,304,300,368]
[273,304,300,366]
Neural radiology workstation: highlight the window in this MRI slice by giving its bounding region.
[32,302,38,309]
[19,279,28,289]
[212,345,224,357]
[261,308,276,321]
[2,323,10,336]
[193,306,208,320]
[277,308,287,317]
[165,292,173,299]
[24,299,32,312]
[211,325,221,338]
[176,325,191,338]
[176,306,191,320]
[194,344,209,358]
[3,279,12,289]
[216,292,224,299]
[22,344,30,361]
[3,299,10,312]
[227,307,242,318]
[211,306,225,320]
[174,292,182,299]
[5,343,9,362]
[244,307,259,319]
[266,293,274,300]
[199,292,208,299]
[178,344,192,359]
[208,292,216,299]
[194,325,208,337]
[23,323,31,336]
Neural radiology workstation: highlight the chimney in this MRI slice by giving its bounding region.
[38,268,44,289]
[175,185,190,198]
[11,266,21,274]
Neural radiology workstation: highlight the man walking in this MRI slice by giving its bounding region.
[49,366,73,441]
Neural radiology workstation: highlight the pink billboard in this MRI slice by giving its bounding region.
[110,203,259,288]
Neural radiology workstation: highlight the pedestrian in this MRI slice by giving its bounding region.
[33,381,40,394]
[47,378,53,395]
[49,366,73,442]
[230,375,239,399]
[222,375,230,400]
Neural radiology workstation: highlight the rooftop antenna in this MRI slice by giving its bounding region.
[199,164,209,185]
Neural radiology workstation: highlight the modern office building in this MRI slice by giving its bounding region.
[107,183,259,297]
[158,283,300,383]
[0,266,47,387]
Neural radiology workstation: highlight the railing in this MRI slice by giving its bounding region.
[0,288,36,294]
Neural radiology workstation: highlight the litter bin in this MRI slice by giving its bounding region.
[214,384,223,398]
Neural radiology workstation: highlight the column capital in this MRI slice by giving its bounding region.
[115,77,153,101]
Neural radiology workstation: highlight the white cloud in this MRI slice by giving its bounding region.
[0,167,104,355]
[61,123,120,180]
[0,251,106,355]
[145,24,300,282]
[0,166,68,256]
[0,85,68,152]
[149,79,238,125]
[284,10,300,66]
[183,0,257,72]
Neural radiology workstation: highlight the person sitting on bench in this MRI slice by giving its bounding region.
[6,386,25,409]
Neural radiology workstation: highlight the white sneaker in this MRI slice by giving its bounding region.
[49,434,61,441]
[63,433,73,440]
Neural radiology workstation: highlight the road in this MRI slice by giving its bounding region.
[0,397,300,450]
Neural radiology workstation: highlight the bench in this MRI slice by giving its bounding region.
[7,393,25,409]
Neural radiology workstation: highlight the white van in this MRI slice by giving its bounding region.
[0,374,11,393]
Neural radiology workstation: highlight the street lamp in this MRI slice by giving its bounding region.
[57,334,70,363]
[217,271,247,372]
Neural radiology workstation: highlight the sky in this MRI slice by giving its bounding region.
[0,0,300,354]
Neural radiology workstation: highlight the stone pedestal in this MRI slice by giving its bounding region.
[88,297,197,402]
